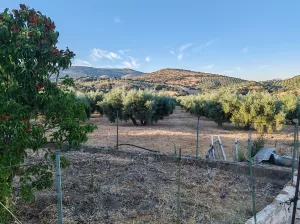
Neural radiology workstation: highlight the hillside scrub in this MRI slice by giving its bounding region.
[178,91,297,133]
[98,88,176,125]
[0,5,95,221]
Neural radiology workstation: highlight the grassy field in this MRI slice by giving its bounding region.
[86,106,295,160]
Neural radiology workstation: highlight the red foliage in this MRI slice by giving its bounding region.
[44,18,56,31]
[12,24,19,33]
[36,83,44,91]
[25,125,31,132]
[0,14,3,20]
[28,12,40,27]
[17,41,22,47]
[1,114,8,122]
[53,48,60,56]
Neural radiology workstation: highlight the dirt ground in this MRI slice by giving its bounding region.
[86,106,295,160]
[17,150,283,224]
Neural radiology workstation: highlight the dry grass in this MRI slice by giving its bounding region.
[17,151,283,224]
[86,106,294,160]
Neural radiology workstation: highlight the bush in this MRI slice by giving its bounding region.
[251,135,265,157]
[238,150,247,162]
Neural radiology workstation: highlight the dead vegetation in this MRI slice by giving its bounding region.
[17,151,283,224]
[86,106,294,159]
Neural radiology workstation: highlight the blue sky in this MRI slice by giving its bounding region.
[3,0,300,81]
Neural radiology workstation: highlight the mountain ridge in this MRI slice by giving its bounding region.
[60,66,145,78]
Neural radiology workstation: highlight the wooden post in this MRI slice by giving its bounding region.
[55,150,63,224]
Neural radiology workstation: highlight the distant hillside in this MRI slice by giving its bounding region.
[262,75,300,92]
[134,68,253,91]
[71,67,299,95]
[60,66,145,78]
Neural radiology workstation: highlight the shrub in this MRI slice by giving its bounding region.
[251,135,265,157]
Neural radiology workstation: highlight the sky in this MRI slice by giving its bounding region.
[2,0,300,81]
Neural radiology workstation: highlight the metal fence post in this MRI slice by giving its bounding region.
[177,148,182,224]
[235,137,238,161]
[248,131,257,224]
[292,123,297,182]
[55,150,63,224]
[196,117,199,159]
[116,110,119,149]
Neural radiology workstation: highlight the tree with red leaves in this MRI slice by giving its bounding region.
[0,4,95,221]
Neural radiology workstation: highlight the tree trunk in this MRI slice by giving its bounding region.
[244,123,252,130]
[129,116,138,125]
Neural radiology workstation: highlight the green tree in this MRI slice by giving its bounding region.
[85,90,104,113]
[152,94,176,122]
[0,5,95,221]
[282,94,300,124]
[99,88,175,125]
[98,88,126,123]
[230,92,285,133]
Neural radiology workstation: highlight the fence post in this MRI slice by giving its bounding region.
[235,137,238,161]
[248,131,257,224]
[196,117,199,159]
[291,120,300,224]
[292,122,297,182]
[55,150,63,224]
[116,110,119,149]
[176,148,182,224]
[296,119,299,161]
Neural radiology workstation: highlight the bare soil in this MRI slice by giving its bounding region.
[17,150,283,224]
[86,106,294,159]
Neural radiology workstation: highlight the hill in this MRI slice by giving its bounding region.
[60,66,145,78]
[262,75,300,92]
[70,67,299,95]
[134,68,255,92]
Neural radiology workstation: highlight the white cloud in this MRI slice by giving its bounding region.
[243,46,249,54]
[193,40,214,52]
[179,43,194,52]
[114,16,121,23]
[122,57,140,69]
[170,50,175,55]
[90,48,122,61]
[145,57,151,62]
[177,54,183,60]
[236,66,241,71]
[118,49,130,55]
[73,59,92,67]
[257,65,269,69]
[199,40,214,50]
[202,64,214,69]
